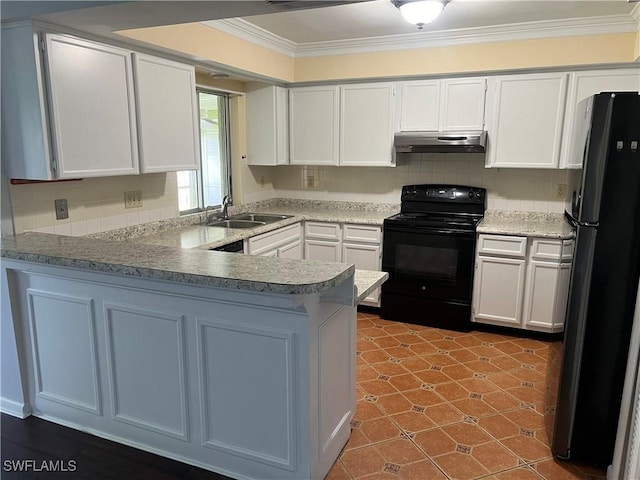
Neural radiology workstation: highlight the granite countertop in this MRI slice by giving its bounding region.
[122,200,399,251]
[478,210,574,239]
[2,200,396,299]
[1,233,355,295]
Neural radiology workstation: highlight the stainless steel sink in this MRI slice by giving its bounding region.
[231,213,293,223]
[206,219,266,229]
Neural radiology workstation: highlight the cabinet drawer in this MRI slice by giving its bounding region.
[477,235,527,257]
[304,222,341,241]
[248,223,301,255]
[530,239,563,261]
[343,224,381,244]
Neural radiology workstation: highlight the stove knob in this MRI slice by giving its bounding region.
[467,191,474,199]
[476,192,483,200]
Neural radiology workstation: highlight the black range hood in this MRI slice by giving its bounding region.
[394,131,487,153]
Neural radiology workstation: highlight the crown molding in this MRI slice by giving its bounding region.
[204,13,638,59]
[632,2,640,27]
[202,19,297,57]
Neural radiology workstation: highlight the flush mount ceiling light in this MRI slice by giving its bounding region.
[392,0,450,29]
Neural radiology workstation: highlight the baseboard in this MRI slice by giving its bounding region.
[1,397,30,418]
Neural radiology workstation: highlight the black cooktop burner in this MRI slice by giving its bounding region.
[384,185,487,232]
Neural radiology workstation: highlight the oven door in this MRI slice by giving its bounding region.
[382,225,475,303]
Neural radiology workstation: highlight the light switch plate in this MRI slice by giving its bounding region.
[124,191,142,209]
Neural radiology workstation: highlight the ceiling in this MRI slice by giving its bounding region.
[5,1,637,43]
[237,0,637,44]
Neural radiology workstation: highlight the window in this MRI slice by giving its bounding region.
[177,90,231,213]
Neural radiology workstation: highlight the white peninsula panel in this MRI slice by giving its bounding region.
[0,231,371,480]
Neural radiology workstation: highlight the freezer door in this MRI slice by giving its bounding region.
[552,225,597,459]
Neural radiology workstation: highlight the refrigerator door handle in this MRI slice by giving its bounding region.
[564,210,599,228]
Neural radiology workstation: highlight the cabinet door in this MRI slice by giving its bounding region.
[343,242,381,305]
[473,255,526,327]
[522,260,561,331]
[398,80,440,131]
[278,239,303,260]
[486,73,568,168]
[133,54,199,173]
[305,240,342,263]
[559,69,640,168]
[440,77,487,131]
[289,86,339,165]
[246,84,288,166]
[44,34,139,178]
[340,83,394,167]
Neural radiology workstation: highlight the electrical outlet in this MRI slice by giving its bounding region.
[54,199,69,220]
[556,184,567,199]
[124,191,142,209]
[307,175,315,188]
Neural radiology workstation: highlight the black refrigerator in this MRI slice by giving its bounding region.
[552,92,640,467]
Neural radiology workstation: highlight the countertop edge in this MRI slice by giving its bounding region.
[354,270,389,304]
[1,234,356,296]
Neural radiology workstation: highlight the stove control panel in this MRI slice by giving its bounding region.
[401,185,486,204]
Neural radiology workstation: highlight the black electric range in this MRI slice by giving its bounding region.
[381,184,486,332]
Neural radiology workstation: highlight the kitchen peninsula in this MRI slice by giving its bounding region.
[1,232,387,480]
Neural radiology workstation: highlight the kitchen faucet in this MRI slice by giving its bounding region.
[221,194,232,220]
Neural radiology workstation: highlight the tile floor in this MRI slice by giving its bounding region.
[325,312,606,480]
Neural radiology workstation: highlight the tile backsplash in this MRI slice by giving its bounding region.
[9,156,575,237]
[9,173,179,235]
[249,154,572,213]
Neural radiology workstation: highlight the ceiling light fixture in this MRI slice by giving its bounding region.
[392,0,449,29]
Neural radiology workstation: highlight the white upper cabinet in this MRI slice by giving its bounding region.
[440,78,487,131]
[1,26,201,180]
[559,68,640,169]
[133,54,199,173]
[289,84,394,167]
[397,77,487,132]
[246,84,289,166]
[289,86,340,166]
[2,24,53,180]
[44,34,140,178]
[485,72,568,168]
[340,83,394,166]
[398,80,440,131]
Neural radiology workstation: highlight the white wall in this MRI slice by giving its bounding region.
[9,173,179,235]
[252,154,571,213]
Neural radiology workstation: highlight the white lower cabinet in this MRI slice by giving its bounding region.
[473,234,573,333]
[474,255,527,327]
[245,223,302,259]
[305,240,342,263]
[304,222,343,262]
[342,242,381,305]
[304,222,383,306]
[278,239,303,259]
